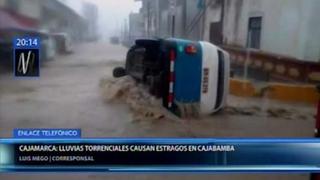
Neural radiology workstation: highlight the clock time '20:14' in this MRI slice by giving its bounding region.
[15,38,39,48]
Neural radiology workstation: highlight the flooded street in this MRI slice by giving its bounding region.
[0,43,132,137]
[0,42,316,180]
[0,42,316,139]
[0,0,319,178]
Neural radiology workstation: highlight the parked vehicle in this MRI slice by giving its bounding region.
[110,36,120,45]
[41,33,56,61]
[0,37,13,66]
[113,38,230,116]
[52,33,73,54]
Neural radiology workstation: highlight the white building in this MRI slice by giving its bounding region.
[204,0,320,62]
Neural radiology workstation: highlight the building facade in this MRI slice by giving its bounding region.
[82,2,98,41]
[136,0,204,40]
[127,12,144,45]
[132,0,320,83]
[41,0,87,42]
[0,0,86,41]
[202,0,320,82]
[0,0,41,29]
[203,0,320,62]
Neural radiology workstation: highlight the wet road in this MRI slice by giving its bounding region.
[0,42,316,180]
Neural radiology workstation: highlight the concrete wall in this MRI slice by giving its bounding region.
[129,13,145,41]
[172,0,185,39]
[166,0,186,39]
[185,0,203,40]
[146,0,159,37]
[156,0,203,40]
[159,8,169,38]
[137,0,162,38]
[203,0,222,42]
[39,0,87,42]
[303,0,320,61]
[156,0,166,37]
[222,0,320,62]
[157,0,186,39]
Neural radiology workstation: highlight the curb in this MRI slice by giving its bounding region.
[229,79,319,104]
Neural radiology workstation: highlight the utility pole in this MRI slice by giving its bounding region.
[186,0,215,38]
[124,19,128,45]
[146,0,151,37]
[169,0,177,37]
[172,15,175,37]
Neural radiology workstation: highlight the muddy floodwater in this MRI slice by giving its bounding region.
[0,42,316,180]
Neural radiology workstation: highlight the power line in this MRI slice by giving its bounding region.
[186,0,215,37]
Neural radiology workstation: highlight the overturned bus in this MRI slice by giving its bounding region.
[113,38,230,117]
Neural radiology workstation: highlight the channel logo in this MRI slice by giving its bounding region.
[14,49,40,77]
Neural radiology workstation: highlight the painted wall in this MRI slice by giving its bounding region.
[221,0,320,62]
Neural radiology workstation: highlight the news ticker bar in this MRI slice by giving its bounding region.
[1,139,320,172]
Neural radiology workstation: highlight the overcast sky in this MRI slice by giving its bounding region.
[63,0,141,39]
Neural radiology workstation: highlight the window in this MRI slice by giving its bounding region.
[247,17,262,49]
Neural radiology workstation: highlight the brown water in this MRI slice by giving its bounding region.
[0,42,316,180]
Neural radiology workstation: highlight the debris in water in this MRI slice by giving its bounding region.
[99,76,313,122]
[224,106,261,116]
[224,104,312,121]
[99,76,172,122]
[266,108,292,119]
[100,76,202,120]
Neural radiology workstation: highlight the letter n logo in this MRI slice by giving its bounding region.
[14,49,40,77]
